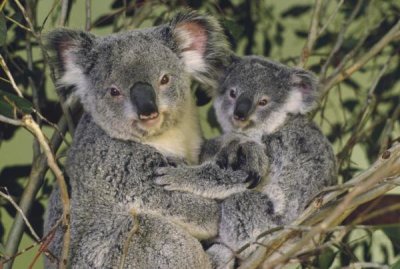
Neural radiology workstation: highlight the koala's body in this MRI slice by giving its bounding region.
[156,56,337,268]
[43,12,248,269]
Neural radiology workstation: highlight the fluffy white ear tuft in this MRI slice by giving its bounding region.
[58,51,88,99]
[174,22,208,74]
[46,29,95,97]
[290,69,319,114]
[170,12,232,90]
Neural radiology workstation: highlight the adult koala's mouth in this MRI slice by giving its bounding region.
[138,112,162,129]
[134,112,170,138]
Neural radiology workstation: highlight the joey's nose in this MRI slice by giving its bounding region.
[130,82,159,120]
[234,96,252,121]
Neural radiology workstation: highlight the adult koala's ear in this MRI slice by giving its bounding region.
[169,11,232,89]
[289,68,319,114]
[46,29,96,96]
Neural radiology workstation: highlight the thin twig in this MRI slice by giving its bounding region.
[24,0,42,158]
[317,0,344,36]
[85,0,91,31]
[0,54,24,97]
[0,188,40,242]
[336,54,394,165]
[119,210,139,269]
[0,114,22,126]
[59,0,69,26]
[1,218,61,265]
[4,15,33,32]
[0,0,8,11]
[319,0,363,79]
[297,0,323,68]
[322,19,400,93]
[13,0,36,36]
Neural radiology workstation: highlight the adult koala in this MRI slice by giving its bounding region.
[44,12,247,269]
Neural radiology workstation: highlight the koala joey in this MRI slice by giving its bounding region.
[156,55,337,268]
[43,12,250,269]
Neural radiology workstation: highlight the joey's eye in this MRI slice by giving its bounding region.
[109,87,121,97]
[258,99,268,106]
[229,89,236,99]
[160,74,170,85]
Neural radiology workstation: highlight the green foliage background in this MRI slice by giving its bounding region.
[0,0,399,268]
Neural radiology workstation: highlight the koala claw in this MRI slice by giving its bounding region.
[154,167,189,191]
[245,171,261,189]
[154,167,168,176]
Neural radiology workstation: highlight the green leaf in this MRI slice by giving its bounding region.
[0,90,33,115]
[318,248,337,269]
[0,98,15,118]
[0,12,7,47]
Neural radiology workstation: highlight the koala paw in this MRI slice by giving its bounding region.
[215,139,269,189]
[154,167,188,191]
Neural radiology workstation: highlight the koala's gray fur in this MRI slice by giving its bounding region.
[43,12,250,269]
[156,56,337,268]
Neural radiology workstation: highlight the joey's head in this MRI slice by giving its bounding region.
[214,56,319,135]
[47,11,230,141]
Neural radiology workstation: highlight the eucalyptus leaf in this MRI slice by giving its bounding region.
[0,90,33,114]
[0,99,15,118]
[318,248,337,269]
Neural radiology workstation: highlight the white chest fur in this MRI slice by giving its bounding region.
[144,102,203,165]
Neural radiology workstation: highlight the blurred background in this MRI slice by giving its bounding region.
[0,0,399,268]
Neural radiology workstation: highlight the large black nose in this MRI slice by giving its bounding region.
[234,96,252,121]
[130,82,159,120]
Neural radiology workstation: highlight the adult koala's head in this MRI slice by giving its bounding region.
[214,56,319,134]
[47,11,230,141]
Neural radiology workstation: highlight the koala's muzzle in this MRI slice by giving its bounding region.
[234,96,252,121]
[130,82,159,120]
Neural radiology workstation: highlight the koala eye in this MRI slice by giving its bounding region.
[160,74,170,85]
[109,87,121,97]
[229,89,236,99]
[258,98,268,107]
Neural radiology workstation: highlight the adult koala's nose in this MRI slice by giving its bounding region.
[130,82,159,120]
[233,96,252,121]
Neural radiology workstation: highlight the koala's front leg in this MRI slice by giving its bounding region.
[136,188,220,240]
[155,163,251,200]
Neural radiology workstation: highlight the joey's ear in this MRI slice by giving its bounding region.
[46,29,95,90]
[290,68,319,114]
[169,11,232,89]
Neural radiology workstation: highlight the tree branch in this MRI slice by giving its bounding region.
[0,188,40,242]
[322,19,400,93]
[0,54,24,97]
[297,0,323,68]
[20,115,71,269]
